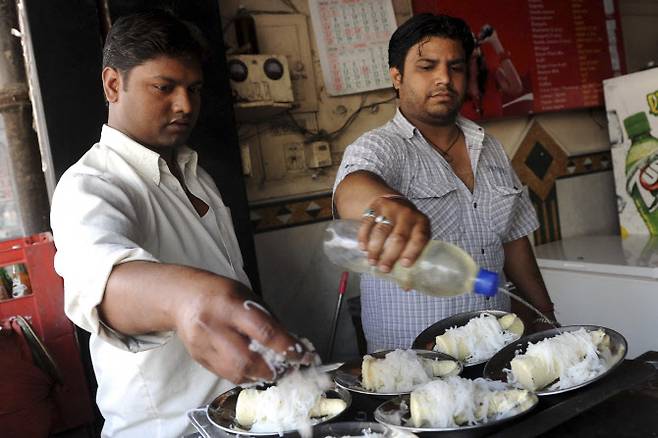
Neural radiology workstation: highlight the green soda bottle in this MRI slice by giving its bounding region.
[625,112,658,235]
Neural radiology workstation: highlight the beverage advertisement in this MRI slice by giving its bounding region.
[604,68,658,236]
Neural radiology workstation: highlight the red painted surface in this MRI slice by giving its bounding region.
[412,0,627,120]
[0,233,94,433]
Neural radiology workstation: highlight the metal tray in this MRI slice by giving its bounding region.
[311,421,416,437]
[412,310,524,367]
[334,349,462,397]
[373,389,538,438]
[206,385,351,436]
[483,325,627,396]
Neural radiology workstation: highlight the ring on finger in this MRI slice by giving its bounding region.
[374,215,394,227]
[362,208,376,219]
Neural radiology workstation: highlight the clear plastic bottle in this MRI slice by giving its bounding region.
[323,220,498,297]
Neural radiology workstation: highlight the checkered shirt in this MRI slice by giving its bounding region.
[333,109,539,352]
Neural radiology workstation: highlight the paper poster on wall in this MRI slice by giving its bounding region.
[605,68,658,236]
[309,0,397,96]
[413,0,626,120]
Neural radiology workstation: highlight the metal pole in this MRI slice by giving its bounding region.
[0,0,49,237]
[16,0,57,200]
[327,271,349,361]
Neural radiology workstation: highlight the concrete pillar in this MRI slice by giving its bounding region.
[0,0,49,238]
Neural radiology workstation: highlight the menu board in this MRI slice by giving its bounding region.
[412,0,626,120]
[309,0,397,96]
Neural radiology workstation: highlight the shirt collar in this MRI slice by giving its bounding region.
[100,124,199,185]
[176,146,199,179]
[456,116,485,150]
[393,108,486,149]
[392,109,416,139]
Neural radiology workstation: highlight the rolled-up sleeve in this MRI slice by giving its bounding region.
[332,131,404,216]
[504,170,540,242]
[51,172,171,352]
[333,132,403,192]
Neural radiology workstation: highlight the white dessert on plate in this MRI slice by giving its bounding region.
[361,349,460,393]
[433,313,523,364]
[508,328,610,391]
[409,376,534,428]
[234,368,346,433]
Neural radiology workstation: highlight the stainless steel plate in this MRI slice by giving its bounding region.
[334,349,462,397]
[483,325,627,396]
[412,310,524,367]
[206,385,351,436]
[312,421,416,437]
[373,390,538,435]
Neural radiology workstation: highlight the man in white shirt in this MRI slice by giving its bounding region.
[50,11,310,437]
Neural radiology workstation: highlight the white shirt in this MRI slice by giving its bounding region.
[51,125,250,437]
[334,110,539,351]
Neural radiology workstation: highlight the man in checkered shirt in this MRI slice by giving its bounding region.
[333,13,557,352]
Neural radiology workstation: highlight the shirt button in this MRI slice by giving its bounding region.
[481,248,485,254]
[473,202,477,209]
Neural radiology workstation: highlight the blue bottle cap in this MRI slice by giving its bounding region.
[473,269,499,297]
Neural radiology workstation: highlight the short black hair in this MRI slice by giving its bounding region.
[102,10,207,79]
[388,13,475,74]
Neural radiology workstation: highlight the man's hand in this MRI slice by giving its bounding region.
[173,275,312,383]
[102,261,313,384]
[334,171,431,273]
[503,237,558,334]
[359,196,430,273]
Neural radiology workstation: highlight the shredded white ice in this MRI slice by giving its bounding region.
[362,349,443,392]
[510,328,607,390]
[247,335,320,383]
[408,377,525,428]
[248,339,289,379]
[436,314,518,363]
[244,367,334,434]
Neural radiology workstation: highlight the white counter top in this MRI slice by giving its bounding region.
[534,235,658,279]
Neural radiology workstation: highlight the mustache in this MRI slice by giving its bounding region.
[169,117,191,124]
[428,86,457,97]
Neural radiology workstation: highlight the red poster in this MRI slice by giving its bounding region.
[412,0,626,120]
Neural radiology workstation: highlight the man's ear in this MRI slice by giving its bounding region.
[102,67,121,103]
[389,67,402,91]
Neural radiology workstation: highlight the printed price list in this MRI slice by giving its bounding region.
[529,0,615,111]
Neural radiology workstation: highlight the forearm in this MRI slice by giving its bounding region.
[101,260,311,382]
[334,170,401,219]
[502,237,554,313]
[100,261,251,335]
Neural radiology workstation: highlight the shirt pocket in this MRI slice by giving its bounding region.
[488,184,523,238]
[408,181,462,241]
